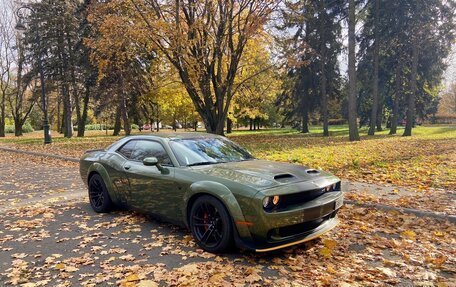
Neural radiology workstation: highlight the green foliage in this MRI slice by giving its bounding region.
[5,122,34,134]
[73,124,114,131]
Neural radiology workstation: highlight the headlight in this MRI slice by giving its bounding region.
[263,196,280,210]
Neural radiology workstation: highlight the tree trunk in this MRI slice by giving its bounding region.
[389,62,401,135]
[121,95,131,136]
[368,0,380,136]
[113,104,121,136]
[57,95,62,133]
[0,88,5,137]
[14,120,23,137]
[62,85,73,138]
[348,0,360,141]
[318,1,329,137]
[320,64,329,136]
[155,106,160,132]
[249,119,253,131]
[0,103,4,137]
[403,40,418,137]
[77,85,90,137]
[194,121,198,131]
[227,118,232,134]
[376,105,383,131]
[302,108,309,133]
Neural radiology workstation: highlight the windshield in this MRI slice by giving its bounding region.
[169,137,254,166]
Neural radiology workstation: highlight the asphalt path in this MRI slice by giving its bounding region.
[0,149,454,286]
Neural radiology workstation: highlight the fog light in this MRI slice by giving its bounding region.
[263,196,280,210]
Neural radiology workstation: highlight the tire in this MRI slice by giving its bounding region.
[189,195,234,253]
[88,174,113,213]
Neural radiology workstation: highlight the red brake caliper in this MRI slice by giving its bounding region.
[203,213,209,231]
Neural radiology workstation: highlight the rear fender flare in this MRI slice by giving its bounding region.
[87,163,121,205]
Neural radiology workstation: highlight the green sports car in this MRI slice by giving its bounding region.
[80,133,343,253]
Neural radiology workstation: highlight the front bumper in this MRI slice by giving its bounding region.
[235,187,343,252]
[255,216,339,252]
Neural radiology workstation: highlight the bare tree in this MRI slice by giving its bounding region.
[0,0,15,137]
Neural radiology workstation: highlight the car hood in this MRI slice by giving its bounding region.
[189,159,335,189]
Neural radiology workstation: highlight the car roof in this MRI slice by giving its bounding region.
[125,132,223,140]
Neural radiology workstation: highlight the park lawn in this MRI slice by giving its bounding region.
[0,125,455,190]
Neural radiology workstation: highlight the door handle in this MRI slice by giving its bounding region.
[124,165,131,170]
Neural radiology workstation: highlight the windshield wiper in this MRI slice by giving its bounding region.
[187,161,217,167]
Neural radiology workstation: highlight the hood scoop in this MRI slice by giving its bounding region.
[305,169,320,175]
[274,173,296,183]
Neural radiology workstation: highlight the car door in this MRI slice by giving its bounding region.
[122,139,181,220]
[106,140,137,206]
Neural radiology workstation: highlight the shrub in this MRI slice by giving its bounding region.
[73,124,109,131]
[5,125,14,133]
[328,119,347,125]
[131,124,139,130]
[4,122,34,134]
[22,122,34,133]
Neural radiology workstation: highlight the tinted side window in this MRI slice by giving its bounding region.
[117,140,136,159]
[130,140,172,166]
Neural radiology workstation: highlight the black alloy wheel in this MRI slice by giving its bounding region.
[88,174,113,213]
[189,195,233,253]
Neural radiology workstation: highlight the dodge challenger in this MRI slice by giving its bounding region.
[80,133,343,253]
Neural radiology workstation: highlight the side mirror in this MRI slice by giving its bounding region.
[143,157,169,174]
[143,157,158,166]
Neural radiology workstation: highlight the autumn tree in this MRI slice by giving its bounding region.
[86,0,155,136]
[17,0,103,138]
[232,33,278,132]
[276,0,343,135]
[127,0,277,135]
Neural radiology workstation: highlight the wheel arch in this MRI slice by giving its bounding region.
[183,181,252,240]
[87,163,121,205]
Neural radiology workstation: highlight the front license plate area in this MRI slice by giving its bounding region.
[334,197,343,210]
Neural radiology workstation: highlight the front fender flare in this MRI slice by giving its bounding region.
[183,181,252,239]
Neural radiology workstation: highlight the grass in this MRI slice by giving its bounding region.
[1,124,455,190]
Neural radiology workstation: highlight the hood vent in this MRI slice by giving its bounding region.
[274,173,296,183]
[306,169,320,175]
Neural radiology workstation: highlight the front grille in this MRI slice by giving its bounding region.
[274,181,341,211]
[268,211,337,239]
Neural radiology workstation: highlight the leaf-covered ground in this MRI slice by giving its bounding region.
[1,199,454,286]
[0,125,454,286]
[1,125,454,190]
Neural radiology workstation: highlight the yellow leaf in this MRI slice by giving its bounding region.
[323,239,337,249]
[209,273,225,283]
[327,265,336,274]
[137,280,158,287]
[126,274,140,282]
[433,231,444,237]
[55,263,65,270]
[401,230,416,241]
[319,247,332,258]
